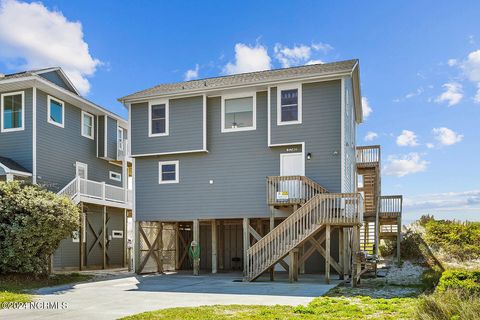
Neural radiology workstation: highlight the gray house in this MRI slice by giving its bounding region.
[0,67,132,270]
[120,59,402,283]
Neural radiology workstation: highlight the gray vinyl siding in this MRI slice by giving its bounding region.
[343,77,356,193]
[0,88,33,172]
[106,116,118,160]
[106,207,125,266]
[131,95,204,155]
[35,89,122,192]
[53,235,79,269]
[136,91,309,221]
[39,71,76,93]
[270,81,342,192]
[97,115,105,158]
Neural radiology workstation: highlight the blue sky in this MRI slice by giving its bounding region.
[1,1,479,222]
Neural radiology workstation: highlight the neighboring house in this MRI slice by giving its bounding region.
[0,68,132,270]
[119,59,403,283]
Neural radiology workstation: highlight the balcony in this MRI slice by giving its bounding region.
[117,139,131,162]
[266,176,328,206]
[356,145,380,168]
[58,177,132,209]
[379,195,403,218]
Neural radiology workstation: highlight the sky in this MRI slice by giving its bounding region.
[0,0,479,223]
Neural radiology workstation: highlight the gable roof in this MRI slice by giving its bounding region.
[118,59,359,102]
[0,156,31,176]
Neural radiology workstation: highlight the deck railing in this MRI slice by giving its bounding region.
[356,145,381,166]
[379,195,403,218]
[117,139,129,161]
[58,177,132,207]
[266,176,328,206]
[245,192,363,281]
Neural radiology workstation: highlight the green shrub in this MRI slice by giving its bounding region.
[423,219,480,261]
[0,181,79,275]
[421,266,443,291]
[436,270,480,294]
[416,289,480,320]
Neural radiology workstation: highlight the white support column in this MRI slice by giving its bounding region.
[211,220,217,274]
[243,218,250,276]
[6,174,14,182]
[193,219,200,276]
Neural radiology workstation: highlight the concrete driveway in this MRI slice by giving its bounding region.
[0,272,340,320]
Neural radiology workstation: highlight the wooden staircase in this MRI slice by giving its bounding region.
[245,176,363,281]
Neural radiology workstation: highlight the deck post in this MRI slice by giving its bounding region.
[288,248,299,283]
[134,221,140,273]
[79,203,85,270]
[174,222,180,270]
[123,208,127,268]
[338,227,344,280]
[103,205,107,269]
[375,201,380,256]
[269,206,275,281]
[219,220,224,271]
[211,220,217,274]
[325,224,331,284]
[242,218,250,276]
[193,219,200,276]
[396,217,402,264]
[158,222,164,273]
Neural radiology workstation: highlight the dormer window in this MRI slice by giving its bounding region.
[47,96,65,128]
[149,100,169,137]
[221,92,256,133]
[277,84,302,125]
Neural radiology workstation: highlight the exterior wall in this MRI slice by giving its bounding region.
[131,95,204,155]
[136,89,321,221]
[98,115,105,158]
[35,89,122,192]
[105,207,125,266]
[53,235,79,269]
[270,80,342,192]
[0,88,33,172]
[343,77,357,193]
[38,71,75,93]
[106,116,118,160]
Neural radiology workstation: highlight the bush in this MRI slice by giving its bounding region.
[0,181,79,275]
[416,289,480,320]
[421,266,443,291]
[423,219,480,261]
[436,270,480,294]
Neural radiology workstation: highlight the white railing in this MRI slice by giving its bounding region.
[58,177,131,207]
[245,192,363,281]
[117,139,130,161]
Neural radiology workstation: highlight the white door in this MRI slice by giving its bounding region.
[76,162,88,179]
[279,153,304,200]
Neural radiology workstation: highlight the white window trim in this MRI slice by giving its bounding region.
[148,99,169,137]
[109,171,122,182]
[158,160,179,184]
[117,126,124,150]
[221,92,257,133]
[1,91,25,133]
[47,95,65,128]
[81,111,95,139]
[277,84,302,126]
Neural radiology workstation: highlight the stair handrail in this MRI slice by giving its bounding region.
[246,192,363,281]
[266,175,328,205]
[57,176,79,200]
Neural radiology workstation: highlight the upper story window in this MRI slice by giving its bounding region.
[117,127,124,150]
[149,100,169,137]
[158,160,179,184]
[221,93,256,133]
[277,84,302,125]
[81,111,94,139]
[1,91,24,132]
[47,95,65,128]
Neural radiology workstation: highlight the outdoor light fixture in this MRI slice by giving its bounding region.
[307,153,312,160]
[333,150,339,156]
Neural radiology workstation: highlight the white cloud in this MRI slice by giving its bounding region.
[432,127,464,146]
[396,130,419,147]
[361,97,372,118]
[383,153,428,177]
[475,84,480,104]
[405,87,424,99]
[0,0,100,95]
[447,59,458,66]
[184,64,199,81]
[364,131,378,141]
[461,50,480,82]
[273,42,332,68]
[426,143,435,149]
[435,82,463,106]
[223,43,271,75]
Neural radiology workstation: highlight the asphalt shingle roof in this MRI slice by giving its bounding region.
[0,156,30,174]
[119,59,358,101]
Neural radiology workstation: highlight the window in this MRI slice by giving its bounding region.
[158,160,179,184]
[47,96,64,128]
[277,85,302,125]
[1,91,24,132]
[109,171,122,182]
[149,100,169,137]
[221,93,256,132]
[117,127,124,150]
[81,111,94,139]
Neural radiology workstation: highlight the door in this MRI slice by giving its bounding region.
[279,153,304,200]
[76,162,88,179]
